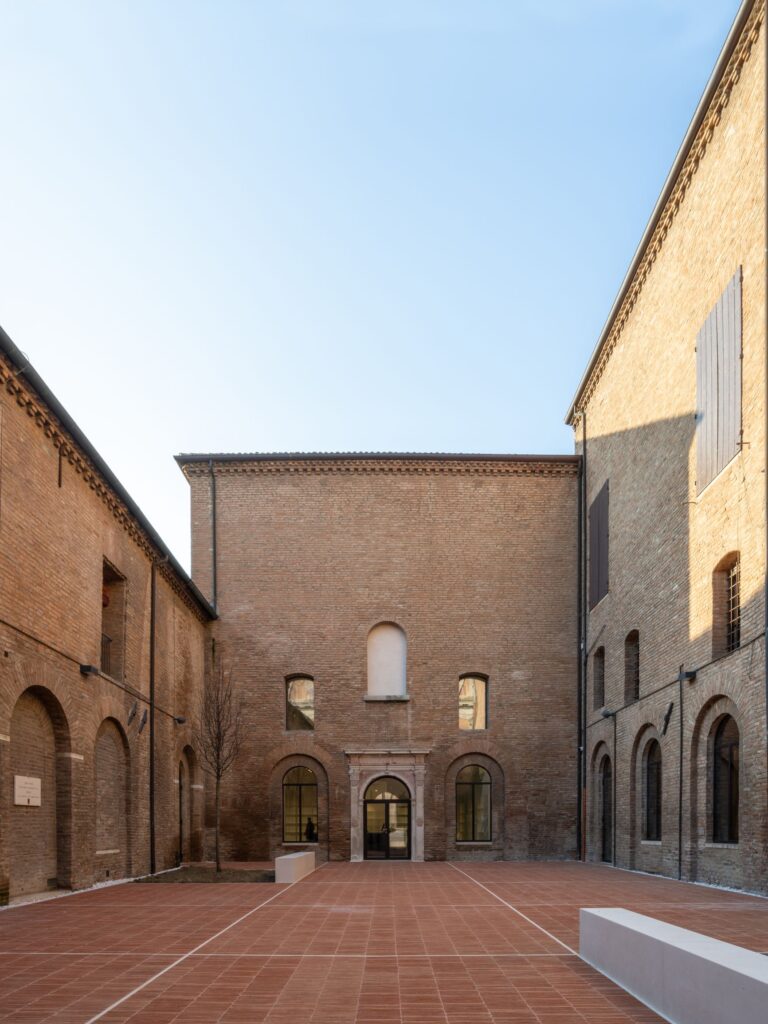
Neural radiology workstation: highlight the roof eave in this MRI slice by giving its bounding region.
[565,0,758,426]
[0,326,216,621]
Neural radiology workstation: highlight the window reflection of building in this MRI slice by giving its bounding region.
[282,766,318,843]
[458,676,487,731]
[286,676,315,730]
[456,765,491,841]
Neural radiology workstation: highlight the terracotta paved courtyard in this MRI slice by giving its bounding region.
[0,861,766,1023]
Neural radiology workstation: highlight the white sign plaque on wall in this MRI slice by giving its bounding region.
[14,775,41,806]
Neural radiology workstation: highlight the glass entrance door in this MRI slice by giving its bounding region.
[363,777,412,860]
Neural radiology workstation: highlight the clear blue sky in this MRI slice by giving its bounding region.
[0,1,742,569]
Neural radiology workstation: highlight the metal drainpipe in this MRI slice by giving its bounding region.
[580,411,588,860]
[576,445,584,859]
[763,0,768,848]
[149,560,157,875]
[612,711,617,864]
[208,459,218,612]
[678,672,684,880]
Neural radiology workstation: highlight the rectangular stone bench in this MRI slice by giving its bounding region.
[580,907,768,1024]
[275,851,315,884]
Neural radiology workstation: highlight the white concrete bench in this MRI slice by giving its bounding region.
[580,907,768,1024]
[275,851,315,884]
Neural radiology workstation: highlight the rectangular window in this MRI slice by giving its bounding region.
[458,676,487,730]
[696,268,742,493]
[101,561,126,680]
[593,648,605,710]
[286,676,315,730]
[589,481,609,608]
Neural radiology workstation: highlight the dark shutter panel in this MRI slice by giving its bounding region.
[588,480,609,609]
[589,497,599,609]
[599,481,609,599]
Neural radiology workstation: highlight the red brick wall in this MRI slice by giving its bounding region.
[185,456,579,862]
[575,5,768,893]
[0,357,209,903]
[10,692,58,895]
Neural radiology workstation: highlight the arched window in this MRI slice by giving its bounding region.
[712,716,739,843]
[458,675,488,730]
[285,675,315,731]
[593,647,605,710]
[599,754,613,863]
[625,631,639,703]
[713,554,740,658]
[283,766,318,843]
[367,623,407,698]
[456,765,491,842]
[365,776,410,801]
[644,740,661,841]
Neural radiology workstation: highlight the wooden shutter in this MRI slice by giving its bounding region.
[696,268,742,493]
[589,480,609,609]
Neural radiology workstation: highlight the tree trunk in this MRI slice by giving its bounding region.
[215,775,221,873]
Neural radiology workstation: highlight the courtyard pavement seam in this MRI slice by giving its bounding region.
[81,865,326,1024]
[447,863,578,955]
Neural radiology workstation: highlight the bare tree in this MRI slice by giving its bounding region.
[194,659,242,872]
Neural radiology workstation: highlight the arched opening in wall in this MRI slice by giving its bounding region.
[456,766,491,842]
[364,776,411,860]
[178,758,187,864]
[283,767,319,845]
[712,553,740,659]
[712,715,739,844]
[644,740,662,842]
[181,745,197,861]
[599,754,613,863]
[94,718,130,880]
[367,623,407,698]
[10,688,72,897]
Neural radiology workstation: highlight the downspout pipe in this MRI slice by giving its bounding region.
[576,448,584,859]
[578,411,588,860]
[208,459,218,613]
[149,560,157,875]
[148,554,169,876]
[678,672,684,880]
[763,0,768,858]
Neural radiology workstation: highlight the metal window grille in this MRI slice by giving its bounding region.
[726,560,740,653]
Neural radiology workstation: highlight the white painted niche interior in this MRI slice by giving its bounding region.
[367,623,407,698]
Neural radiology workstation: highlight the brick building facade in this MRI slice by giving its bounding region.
[0,329,214,904]
[567,0,768,893]
[1,0,767,901]
[177,453,580,863]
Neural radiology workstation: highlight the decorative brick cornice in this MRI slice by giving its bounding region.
[181,455,580,479]
[571,0,764,427]
[0,357,210,621]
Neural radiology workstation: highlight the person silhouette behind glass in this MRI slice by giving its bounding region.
[305,817,317,843]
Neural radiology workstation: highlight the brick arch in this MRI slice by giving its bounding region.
[445,753,504,861]
[689,694,741,881]
[94,717,131,881]
[588,741,612,864]
[269,754,329,863]
[9,686,73,896]
[178,744,201,860]
[628,723,661,870]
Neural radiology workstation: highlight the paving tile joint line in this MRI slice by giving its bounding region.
[81,865,326,1024]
